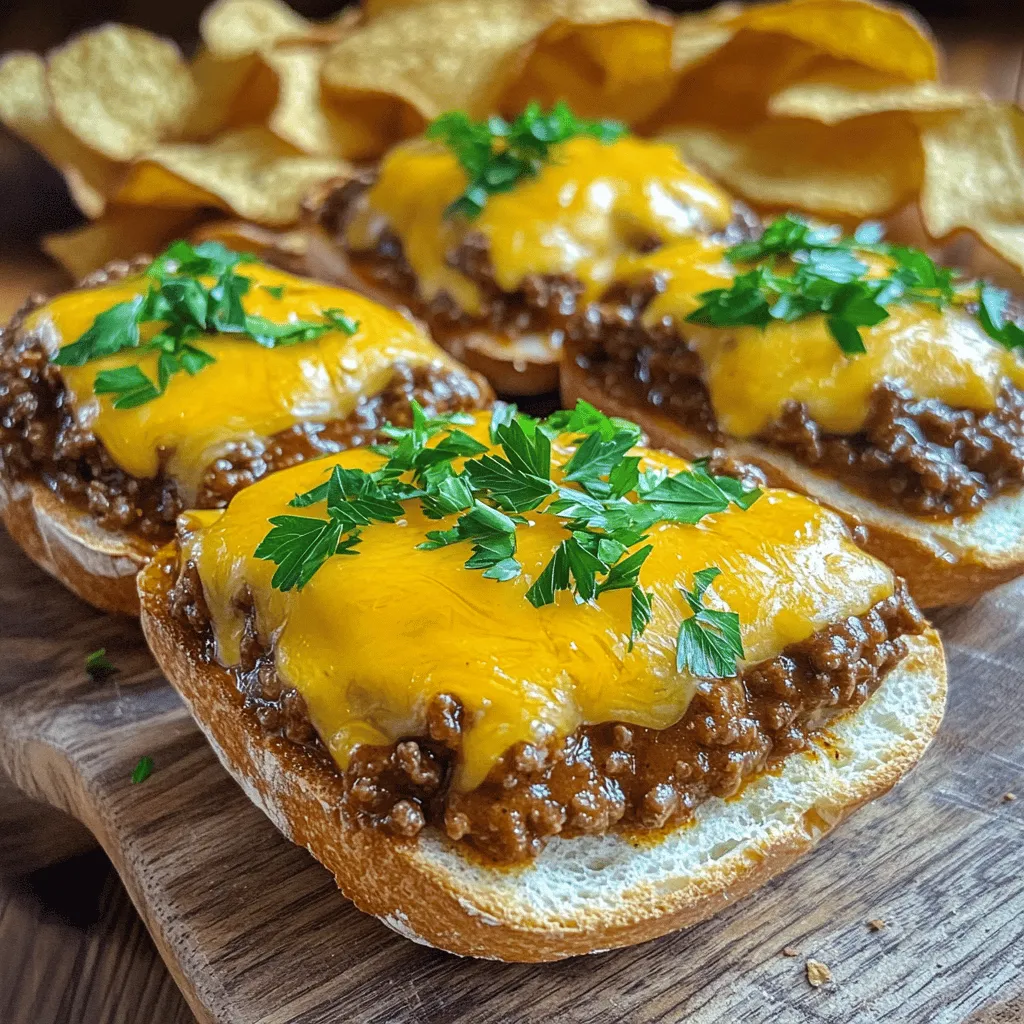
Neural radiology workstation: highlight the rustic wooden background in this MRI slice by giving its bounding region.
[1,14,1023,1024]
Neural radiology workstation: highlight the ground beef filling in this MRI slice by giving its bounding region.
[0,273,489,542]
[314,176,758,349]
[169,556,926,864]
[569,283,1024,517]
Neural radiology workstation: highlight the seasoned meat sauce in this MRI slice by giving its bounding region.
[0,260,490,542]
[568,279,1024,518]
[170,555,926,865]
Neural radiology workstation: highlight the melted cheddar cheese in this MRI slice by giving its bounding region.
[182,415,893,792]
[618,237,1024,438]
[345,135,733,316]
[30,263,457,500]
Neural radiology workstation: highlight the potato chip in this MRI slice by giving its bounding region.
[362,0,436,17]
[115,127,350,225]
[666,113,922,218]
[199,0,317,59]
[321,0,653,156]
[919,103,1024,272]
[653,31,820,130]
[651,0,938,131]
[671,7,737,75]
[186,1,354,142]
[47,25,195,161]
[263,46,347,156]
[499,13,676,125]
[770,77,979,123]
[0,52,121,218]
[183,46,280,140]
[732,0,937,82]
[43,207,202,279]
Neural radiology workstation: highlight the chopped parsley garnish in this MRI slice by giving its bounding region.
[687,214,1019,356]
[977,282,1024,351]
[85,647,116,680]
[427,101,627,218]
[675,567,744,678]
[53,240,360,409]
[131,755,154,784]
[254,399,759,670]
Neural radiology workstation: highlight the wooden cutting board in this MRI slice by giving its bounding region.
[1,521,1023,1024]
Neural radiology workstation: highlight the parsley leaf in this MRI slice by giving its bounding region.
[54,240,360,408]
[977,283,1024,351]
[688,215,989,357]
[675,568,744,678]
[131,755,154,785]
[253,400,761,660]
[254,515,346,592]
[53,296,145,367]
[427,102,626,218]
[85,647,116,680]
[94,365,163,410]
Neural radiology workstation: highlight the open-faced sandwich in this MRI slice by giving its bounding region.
[0,242,490,614]
[563,218,1024,608]
[138,401,945,960]
[299,104,742,395]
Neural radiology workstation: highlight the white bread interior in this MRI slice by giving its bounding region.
[0,475,154,615]
[138,544,946,962]
[562,356,1024,609]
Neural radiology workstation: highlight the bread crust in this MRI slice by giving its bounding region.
[138,544,946,962]
[0,462,154,616]
[561,357,1024,609]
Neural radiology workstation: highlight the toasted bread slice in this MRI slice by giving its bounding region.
[138,544,946,962]
[562,358,1024,609]
[1,475,153,615]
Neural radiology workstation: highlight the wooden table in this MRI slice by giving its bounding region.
[2,21,1024,1024]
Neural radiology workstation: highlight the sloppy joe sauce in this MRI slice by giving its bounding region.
[0,259,489,541]
[167,414,922,863]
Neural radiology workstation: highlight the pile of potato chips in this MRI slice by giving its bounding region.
[0,0,1021,281]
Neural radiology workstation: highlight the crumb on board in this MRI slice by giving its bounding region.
[867,919,887,931]
[806,960,832,987]
[1003,792,1017,802]
[782,946,800,957]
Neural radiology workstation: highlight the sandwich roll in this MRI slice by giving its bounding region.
[139,404,946,960]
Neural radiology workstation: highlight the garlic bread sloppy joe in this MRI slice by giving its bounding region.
[0,242,489,613]
[140,403,945,959]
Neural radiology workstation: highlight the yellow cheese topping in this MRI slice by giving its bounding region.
[182,415,893,793]
[30,262,457,500]
[617,237,1024,438]
[345,135,733,317]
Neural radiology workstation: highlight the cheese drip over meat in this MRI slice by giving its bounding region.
[345,135,733,316]
[32,262,459,500]
[616,236,1024,438]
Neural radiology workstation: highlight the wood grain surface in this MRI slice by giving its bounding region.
[0,850,194,1024]
[2,20,1024,1024]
